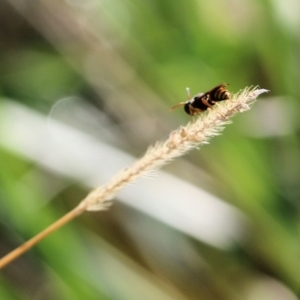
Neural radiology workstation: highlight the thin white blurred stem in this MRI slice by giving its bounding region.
[80,86,268,211]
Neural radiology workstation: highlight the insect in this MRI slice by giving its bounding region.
[170,83,231,116]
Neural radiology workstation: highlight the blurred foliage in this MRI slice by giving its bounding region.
[0,0,300,299]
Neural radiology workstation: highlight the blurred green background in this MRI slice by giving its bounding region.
[0,0,300,299]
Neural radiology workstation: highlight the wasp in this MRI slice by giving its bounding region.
[170,83,231,116]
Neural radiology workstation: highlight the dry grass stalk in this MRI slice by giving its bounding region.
[0,86,268,269]
[80,86,268,211]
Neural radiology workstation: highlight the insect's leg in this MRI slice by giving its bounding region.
[202,98,214,108]
[207,106,227,120]
[204,97,226,119]
[190,106,203,117]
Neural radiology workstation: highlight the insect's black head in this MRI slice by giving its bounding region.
[184,102,192,115]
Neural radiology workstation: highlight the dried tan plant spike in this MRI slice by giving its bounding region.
[80,86,269,211]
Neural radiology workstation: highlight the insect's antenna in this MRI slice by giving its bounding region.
[170,87,191,112]
[186,87,191,99]
[170,102,186,112]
